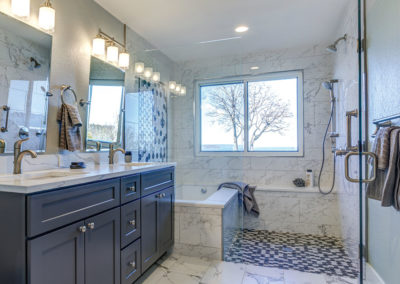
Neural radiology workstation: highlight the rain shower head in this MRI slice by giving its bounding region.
[322,79,339,90]
[326,34,347,53]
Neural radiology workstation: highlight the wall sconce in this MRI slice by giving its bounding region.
[152,72,160,82]
[119,51,130,69]
[143,67,153,79]
[92,36,105,56]
[106,44,119,63]
[175,84,182,93]
[38,0,55,31]
[135,62,144,74]
[169,81,176,90]
[180,86,187,95]
[11,0,30,17]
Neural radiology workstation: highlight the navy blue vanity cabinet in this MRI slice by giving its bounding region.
[28,207,121,284]
[158,186,175,254]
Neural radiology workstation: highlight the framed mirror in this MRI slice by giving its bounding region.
[85,56,125,151]
[0,12,52,154]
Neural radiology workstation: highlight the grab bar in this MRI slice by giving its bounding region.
[1,105,10,133]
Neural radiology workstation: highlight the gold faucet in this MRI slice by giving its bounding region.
[108,144,125,164]
[0,139,5,153]
[13,138,37,174]
[96,141,101,152]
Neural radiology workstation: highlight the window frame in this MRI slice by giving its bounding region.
[194,70,304,157]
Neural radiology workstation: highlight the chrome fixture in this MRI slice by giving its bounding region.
[79,98,91,107]
[0,139,5,153]
[346,109,359,152]
[13,138,37,174]
[326,34,347,53]
[108,144,125,164]
[1,105,10,132]
[18,127,29,139]
[318,79,339,195]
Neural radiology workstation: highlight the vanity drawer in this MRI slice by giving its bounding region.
[27,179,121,237]
[121,238,141,284]
[121,174,140,204]
[141,167,174,196]
[121,199,141,248]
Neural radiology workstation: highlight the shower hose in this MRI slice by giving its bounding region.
[318,102,336,195]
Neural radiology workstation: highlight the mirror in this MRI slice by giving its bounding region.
[85,56,125,151]
[0,12,52,154]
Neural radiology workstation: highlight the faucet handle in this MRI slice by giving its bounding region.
[14,137,29,150]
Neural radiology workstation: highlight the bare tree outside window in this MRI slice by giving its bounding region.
[204,82,293,151]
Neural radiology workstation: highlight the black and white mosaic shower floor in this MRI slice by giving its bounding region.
[224,229,359,279]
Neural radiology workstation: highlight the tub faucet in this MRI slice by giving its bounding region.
[108,144,125,164]
[13,138,37,174]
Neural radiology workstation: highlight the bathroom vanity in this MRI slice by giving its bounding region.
[0,164,175,284]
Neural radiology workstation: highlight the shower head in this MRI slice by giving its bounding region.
[326,34,348,53]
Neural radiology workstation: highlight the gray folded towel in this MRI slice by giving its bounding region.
[57,103,82,152]
[367,128,400,208]
[373,127,393,170]
[218,182,260,216]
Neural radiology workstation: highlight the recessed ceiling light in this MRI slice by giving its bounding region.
[250,66,260,70]
[235,25,249,33]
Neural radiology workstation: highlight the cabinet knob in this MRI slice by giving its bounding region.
[79,226,87,233]
[129,261,136,268]
[128,186,136,192]
[87,222,95,230]
[129,219,136,226]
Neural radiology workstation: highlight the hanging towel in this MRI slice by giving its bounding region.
[218,182,260,216]
[367,128,400,207]
[57,103,82,152]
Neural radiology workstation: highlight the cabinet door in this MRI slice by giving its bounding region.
[141,192,159,272]
[158,187,175,255]
[85,208,120,284]
[121,199,141,248]
[28,221,85,284]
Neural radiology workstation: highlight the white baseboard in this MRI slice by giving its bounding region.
[366,263,385,284]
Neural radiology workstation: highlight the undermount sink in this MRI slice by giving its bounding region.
[124,162,155,167]
[0,170,89,182]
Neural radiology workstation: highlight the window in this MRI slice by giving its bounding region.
[196,71,303,156]
[87,84,124,143]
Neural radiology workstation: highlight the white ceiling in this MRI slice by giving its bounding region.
[94,0,350,62]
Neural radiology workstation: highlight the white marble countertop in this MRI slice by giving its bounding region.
[0,162,176,194]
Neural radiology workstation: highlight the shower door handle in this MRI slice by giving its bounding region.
[344,152,377,183]
[1,105,10,132]
[346,109,359,152]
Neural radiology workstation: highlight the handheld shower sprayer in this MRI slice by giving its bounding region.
[322,79,339,102]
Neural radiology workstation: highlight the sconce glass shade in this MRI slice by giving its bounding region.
[169,81,176,90]
[175,84,182,93]
[38,1,55,31]
[11,0,30,17]
[144,67,153,79]
[180,86,187,95]
[135,62,144,74]
[152,72,160,82]
[92,37,105,56]
[107,45,119,63]
[119,52,130,69]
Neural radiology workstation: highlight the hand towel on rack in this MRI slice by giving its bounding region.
[373,127,393,170]
[57,103,82,151]
[367,128,400,206]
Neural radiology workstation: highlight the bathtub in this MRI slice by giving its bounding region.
[174,185,239,260]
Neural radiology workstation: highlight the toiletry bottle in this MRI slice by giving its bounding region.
[305,169,314,188]
[125,151,132,163]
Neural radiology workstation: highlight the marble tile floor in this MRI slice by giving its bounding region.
[136,253,362,284]
[224,230,358,279]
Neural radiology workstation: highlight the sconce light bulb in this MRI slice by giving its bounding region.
[39,1,55,31]
[175,84,182,93]
[180,86,187,95]
[169,81,176,90]
[106,45,119,63]
[152,72,160,82]
[144,67,153,79]
[92,37,105,56]
[11,0,30,17]
[119,52,130,69]
[135,62,144,74]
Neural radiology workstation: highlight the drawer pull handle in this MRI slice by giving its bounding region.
[129,219,136,226]
[79,226,87,233]
[129,261,136,268]
[156,193,166,198]
[87,222,95,230]
[128,186,136,192]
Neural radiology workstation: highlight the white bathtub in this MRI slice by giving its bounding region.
[174,185,240,260]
